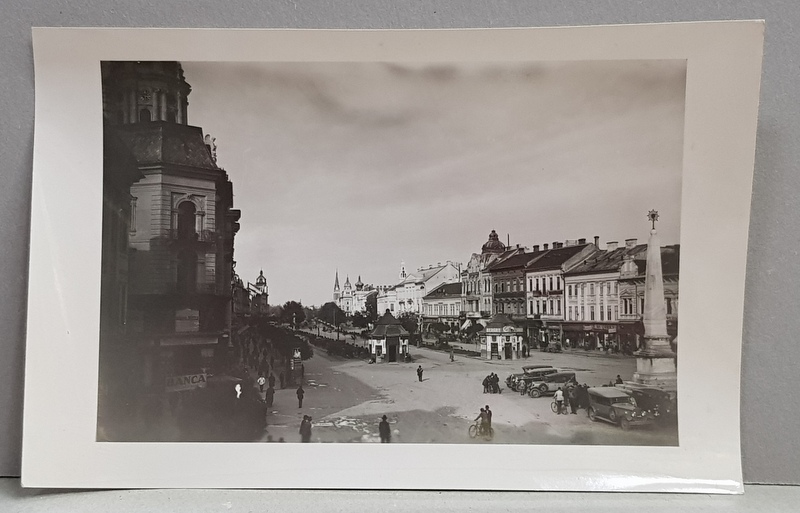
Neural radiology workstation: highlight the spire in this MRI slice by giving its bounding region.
[334,269,340,291]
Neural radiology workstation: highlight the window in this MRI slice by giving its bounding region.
[600,307,604,321]
[536,301,540,315]
[139,108,151,122]
[590,306,595,321]
[568,306,573,320]
[589,283,594,295]
[549,277,553,290]
[666,298,673,315]
[581,306,585,320]
[176,201,197,239]
[556,276,561,290]
[529,279,533,291]
[609,306,613,321]
[529,301,533,315]
[536,278,540,291]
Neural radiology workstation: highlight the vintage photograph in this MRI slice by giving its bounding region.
[98,59,685,446]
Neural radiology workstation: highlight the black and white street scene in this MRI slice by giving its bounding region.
[98,60,684,445]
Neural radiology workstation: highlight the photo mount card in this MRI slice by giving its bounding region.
[23,23,763,491]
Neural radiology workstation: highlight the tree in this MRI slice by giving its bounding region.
[280,301,306,327]
[398,312,419,345]
[317,301,347,327]
[364,292,378,324]
[351,311,369,329]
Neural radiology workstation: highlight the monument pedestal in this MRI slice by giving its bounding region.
[633,336,677,390]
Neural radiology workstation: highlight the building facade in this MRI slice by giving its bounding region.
[479,314,524,360]
[524,242,598,348]
[377,261,461,315]
[562,240,646,352]
[460,230,524,322]
[102,61,240,397]
[333,271,385,315]
[421,282,462,332]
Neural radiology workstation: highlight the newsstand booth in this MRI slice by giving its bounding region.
[368,311,410,363]
[480,314,523,360]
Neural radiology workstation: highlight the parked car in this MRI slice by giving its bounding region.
[506,365,555,390]
[586,387,653,430]
[624,387,676,424]
[524,372,577,397]
[514,367,559,394]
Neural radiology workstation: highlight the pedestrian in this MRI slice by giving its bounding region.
[482,375,489,394]
[554,387,565,415]
[299,415,312,443]
[279,371,285,389]
[615,374,624,385]
[484,405,492,428]
[492,373,500,394]
[379,415,391,443]
[268,373,276,389]
[475,408,488,436]
[450,349,454,362]
[296,384,305,408]
[568,385,578,414]
[265,385,274,409]
[257,373,266,393]
[417,365,423,382]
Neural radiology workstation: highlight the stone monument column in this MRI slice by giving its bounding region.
[633,210,677,390]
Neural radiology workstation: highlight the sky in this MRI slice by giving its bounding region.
[182,60,686,307]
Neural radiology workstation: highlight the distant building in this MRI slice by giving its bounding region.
[377,261,461,315]
[479,314,524,360]
[461,230,524,320]
[524,241,598,347]
[421,282,463,332]
[563,239,647,351]
[332,270,385,315]
[368,311,410,363]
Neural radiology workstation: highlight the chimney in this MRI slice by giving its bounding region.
[578,238,586,245]
[516,244,520,249]
[533,244,540,252]
[607,241,619,251]
[543,243,549,250]
[552,241,558,250]
[594,235,600,246]
[625,238,638,249]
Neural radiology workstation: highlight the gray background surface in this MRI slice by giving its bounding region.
[1,0,797,488]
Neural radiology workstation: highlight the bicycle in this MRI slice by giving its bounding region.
[468,420,494,441]
[551,400,569,415]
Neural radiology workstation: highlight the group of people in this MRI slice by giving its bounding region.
[482,373,501,394]
[553,382,592,414]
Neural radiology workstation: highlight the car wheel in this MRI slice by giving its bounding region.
[588,407,597,421]
[539,384,548,393]
[608,409,618,422]
[530,388,541,398]
[620,418,631,430]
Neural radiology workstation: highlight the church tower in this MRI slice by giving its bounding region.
[333,270,341,302]
[255,269,268,295]
[102,61,192,125]
[399,261,407,280]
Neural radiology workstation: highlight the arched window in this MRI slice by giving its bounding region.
[176,250,197,294]
[176,202,196,239]
[139,108,151,122]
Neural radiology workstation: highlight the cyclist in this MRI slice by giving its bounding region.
[474,408,488,435]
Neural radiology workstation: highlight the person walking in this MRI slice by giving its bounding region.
[379,415,391,443]
[299,415,312,443]
[554,387,565,415]
[417,365,423,382]
[265,385,275,410]
[567,385,578,414]
[484,405,492,429]
[257,373,266,393]
[482,375,489,394]
[296,384,305,408]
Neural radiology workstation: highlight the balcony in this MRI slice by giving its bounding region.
[168,229,219,243]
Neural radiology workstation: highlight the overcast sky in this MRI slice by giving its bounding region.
[182,60,686,307]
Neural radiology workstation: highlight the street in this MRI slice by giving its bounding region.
[259,342,678,446]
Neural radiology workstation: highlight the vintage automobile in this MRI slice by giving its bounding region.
[524,371,577,397]
[513,367,559,394]
[586,387,653,430]
[506,365,556,391]
[624,387,677,424]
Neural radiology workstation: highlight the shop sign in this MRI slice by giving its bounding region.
[175,308,200,333]
[165,373,207,392]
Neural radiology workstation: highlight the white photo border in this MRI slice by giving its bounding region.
[23,23,764,491]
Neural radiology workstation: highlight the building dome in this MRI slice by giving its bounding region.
[255,269,267,290]
[355,275,364,290]
[481,230,506,253]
